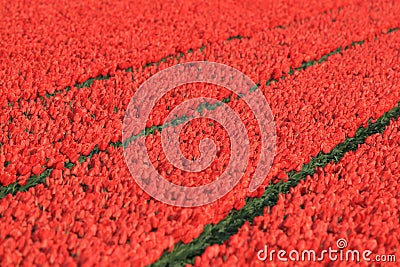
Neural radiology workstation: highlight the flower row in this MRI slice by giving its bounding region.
[191,117,400,267]
[0,0,362,105]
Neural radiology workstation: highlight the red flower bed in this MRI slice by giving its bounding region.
[1,0,399,187]
[191,117,400,267]
[0,0,400,266]
[0,0,360,105]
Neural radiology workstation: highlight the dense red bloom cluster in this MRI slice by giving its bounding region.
[0,0,364,105]
[191,118,400,267]
[1,0,399,187]
[0,0,400,266]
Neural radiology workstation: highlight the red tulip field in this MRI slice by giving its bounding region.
[0,0,399,266]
